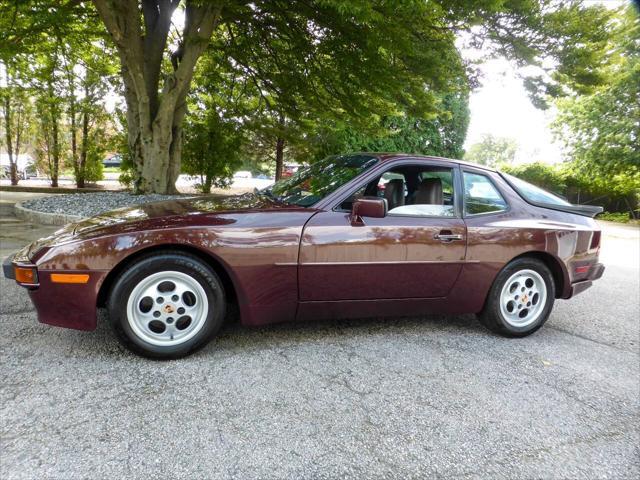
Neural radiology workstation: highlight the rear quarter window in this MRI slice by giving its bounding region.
[502,173,572,206]
[463,172,508,215]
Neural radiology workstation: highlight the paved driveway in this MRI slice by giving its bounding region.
[1,208,638,479]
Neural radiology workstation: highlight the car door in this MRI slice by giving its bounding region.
[298,161,467,301]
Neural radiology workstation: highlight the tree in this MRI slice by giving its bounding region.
[181,81,244,193]
[464,134,518,167]
[305,89,469,163]
[0,60,32,185]
[3,1,623,193]
[90,0,224,194]
[61,35,117,187]
[552,5,640,202]
[197,0,468,181]
[89,0,614,193]
[32,47,64,187]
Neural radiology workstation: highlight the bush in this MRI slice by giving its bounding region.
[597,212,632,223]
[83,142,105,183]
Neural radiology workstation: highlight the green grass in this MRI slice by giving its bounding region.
[102,167,122,173]
[597,212,633,223]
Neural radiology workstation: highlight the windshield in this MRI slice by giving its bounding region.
[263,154,379,207]
[502,173,571,206]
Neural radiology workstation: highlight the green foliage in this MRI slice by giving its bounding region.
[465,135,518,167]
[1,0,632,194]
[306,89,470,162]
[0,61,35,185]
[501,161,638,216]
[597,212,633,224]
[467,0,618,107]
[182,109,243,194]
[0,0,117,188]
[501,163,567,196]
[209,0,471,177]
[552,5,640,198]
[83,142,105,183]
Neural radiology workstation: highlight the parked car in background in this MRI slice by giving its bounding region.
[102,154,122,168]
[233,170,253,179]
[281,163,300,178]
[4,153,605,359]
[0,154,37,180]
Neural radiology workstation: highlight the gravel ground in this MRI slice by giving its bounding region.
[21,192,192,218]
[1,212,638,479]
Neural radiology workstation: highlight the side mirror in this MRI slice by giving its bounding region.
[350,197,387,226]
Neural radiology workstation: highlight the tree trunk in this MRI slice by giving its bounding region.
[51,118,59,188]
[275,136,285,181]
[69,86,78,185]
[92,0,223,194]
[3,96,18,186]
[48,79,60,188]
[203,174,212,194]
[78,106,89,189]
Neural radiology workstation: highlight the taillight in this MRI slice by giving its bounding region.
[590,231,601,250]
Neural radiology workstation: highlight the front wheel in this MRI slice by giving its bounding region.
[108,251,225,359]
[477,258,555,337]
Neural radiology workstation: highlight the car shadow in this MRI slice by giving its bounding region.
[68,309,485,360]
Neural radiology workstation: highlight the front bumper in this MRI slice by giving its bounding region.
[566,263,605,299]
[4,250,103,331]
[3,254,15,279]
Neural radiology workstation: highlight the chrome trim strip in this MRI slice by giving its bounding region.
[276,260,481,266]
[297,260,480,266]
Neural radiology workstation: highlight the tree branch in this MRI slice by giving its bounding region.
[156,1,224,124]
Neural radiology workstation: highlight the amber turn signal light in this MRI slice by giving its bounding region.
[14,266,38,284]
[50,273,90,284]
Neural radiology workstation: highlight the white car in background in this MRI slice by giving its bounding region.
[0,154,38,180]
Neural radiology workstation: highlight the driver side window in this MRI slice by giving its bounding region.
[338,164,456,217]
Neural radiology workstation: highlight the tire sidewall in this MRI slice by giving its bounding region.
[488,258,555,336]
[108,253,225,359]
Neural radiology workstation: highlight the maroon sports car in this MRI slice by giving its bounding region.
[4,154,605,359]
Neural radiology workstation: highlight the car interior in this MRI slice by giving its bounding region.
[339,165,456,217]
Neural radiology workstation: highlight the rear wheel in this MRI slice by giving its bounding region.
[478,258,555,337]
[108,252,225,359]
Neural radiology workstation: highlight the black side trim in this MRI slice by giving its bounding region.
[499,173,603,218]
[3,254,15,279]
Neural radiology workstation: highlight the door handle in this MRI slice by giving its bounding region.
[434,232,463,242]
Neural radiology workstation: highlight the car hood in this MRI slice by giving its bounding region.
[24,193,309,260]
[72,193,306,233]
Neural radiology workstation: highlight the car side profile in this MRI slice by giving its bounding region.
[3,154,605,359]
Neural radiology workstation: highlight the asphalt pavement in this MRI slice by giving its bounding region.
[0,203,638,479]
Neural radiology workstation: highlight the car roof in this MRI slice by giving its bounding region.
[352,152,498,173]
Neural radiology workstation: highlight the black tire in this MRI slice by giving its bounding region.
[477,257,555,337]
[107,251,225,359]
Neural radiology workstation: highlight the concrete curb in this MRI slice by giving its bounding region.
[14,202,84,226]
[0,185,119,194]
